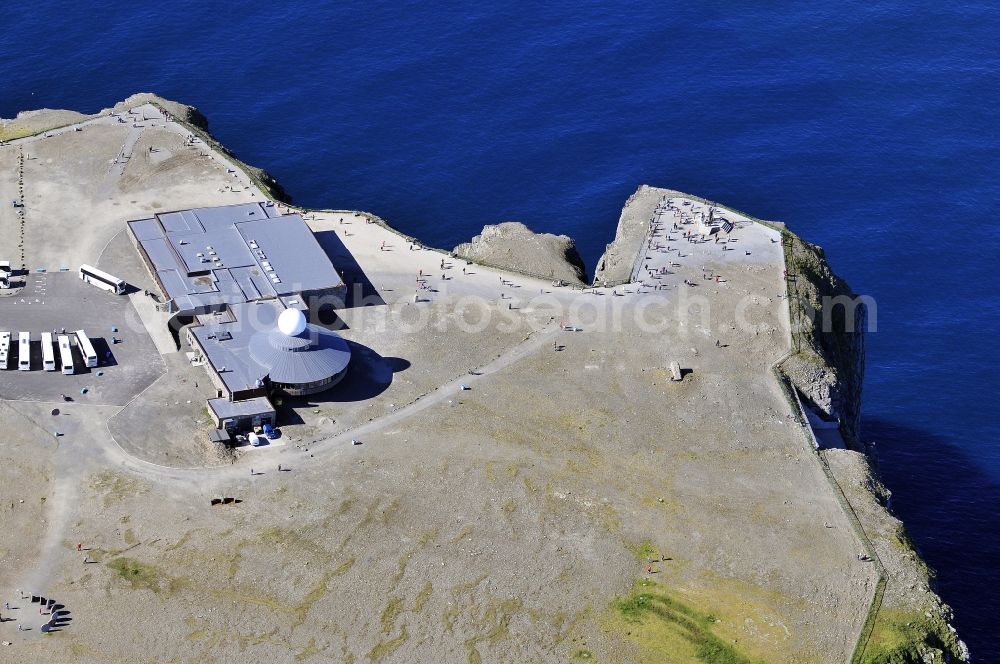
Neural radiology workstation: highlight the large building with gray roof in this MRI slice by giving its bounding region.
[127,202,344,314]
[128,203,351,436]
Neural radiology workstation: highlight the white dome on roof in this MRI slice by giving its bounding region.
[277,308,307,336]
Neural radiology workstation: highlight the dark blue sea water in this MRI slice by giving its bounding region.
[4,1,998,657]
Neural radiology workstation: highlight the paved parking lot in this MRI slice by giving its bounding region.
[0,271,164,405]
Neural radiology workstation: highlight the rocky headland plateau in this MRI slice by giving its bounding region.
[0,95,967,663]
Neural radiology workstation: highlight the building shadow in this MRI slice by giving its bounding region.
[309,300,351,331]
[167,313,195,351]
[323,341,409,402]
[279,341,409,422]
[313,230,385,308]
[866,417,999,653]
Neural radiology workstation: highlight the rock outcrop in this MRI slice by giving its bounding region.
[0,108,90,141]
[453,221,587,285]
[2,93,289,202]
[106,93,211,130]
[592,185,665,286]
[123,94,291,203]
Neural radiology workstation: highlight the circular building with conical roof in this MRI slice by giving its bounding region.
[248,309,351,396]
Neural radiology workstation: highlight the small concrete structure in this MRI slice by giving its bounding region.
[669,360,683,381]
[207,396,275,434]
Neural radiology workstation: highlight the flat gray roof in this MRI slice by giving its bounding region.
[208,396,275,421]
[128,202,343,312]
[233,216,338,296]
[190,300,282,395]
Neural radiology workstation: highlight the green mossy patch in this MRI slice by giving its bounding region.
[627,539,658,562]
[857,609,964,664]
[368,624,409,662]
[106,557,165,593]
[610,580,763,664]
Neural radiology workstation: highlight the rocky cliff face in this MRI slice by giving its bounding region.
[592,185,669,286]
[779,232,866,448]
[453,221,587,285]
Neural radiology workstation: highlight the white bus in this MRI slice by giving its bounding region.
[41,332,56,371]
[18,331,31,371]
[75,330,98,368]
[0,331,9,370]
[79,264,126,295]
[57,335,74,375]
